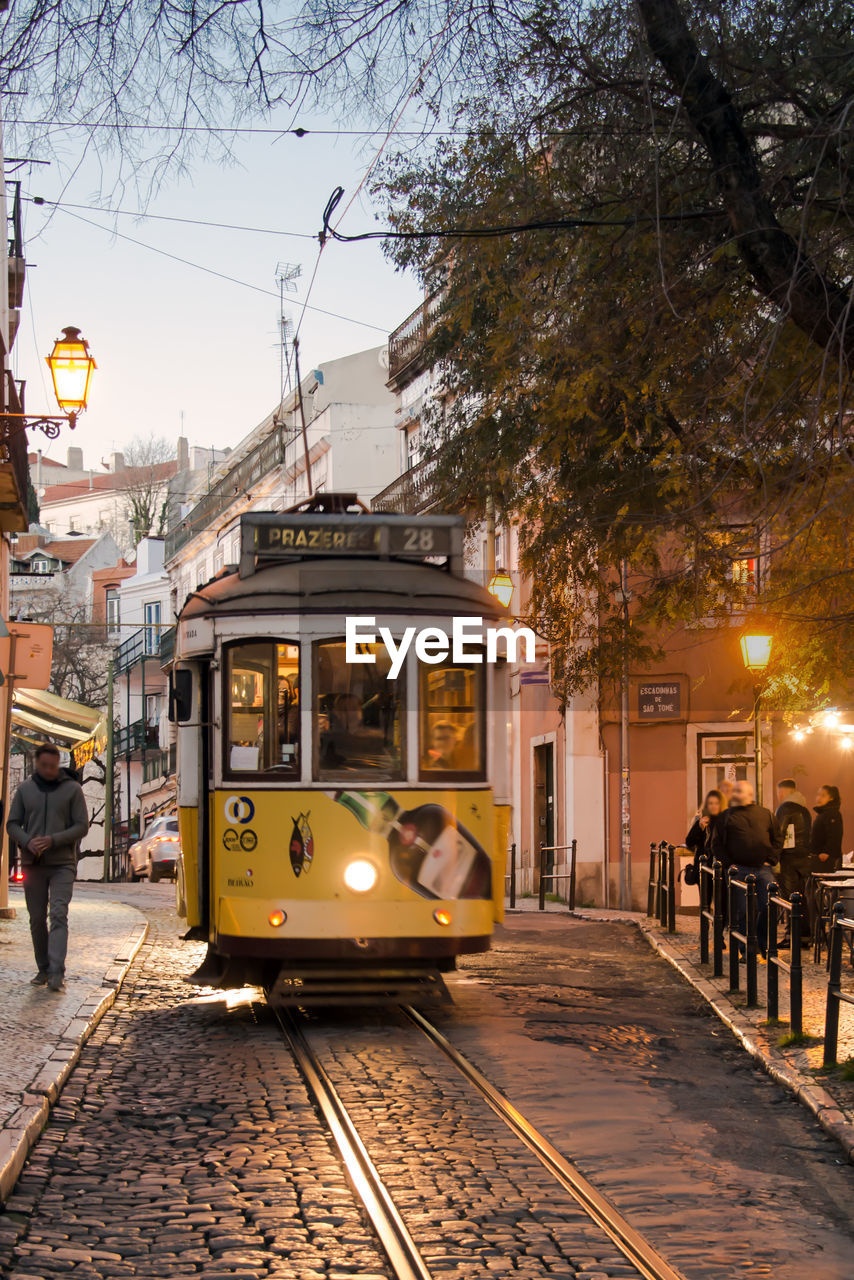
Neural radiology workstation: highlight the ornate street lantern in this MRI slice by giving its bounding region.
[739,633,772,674]
[45,327,96,425]
[487,569,514,609]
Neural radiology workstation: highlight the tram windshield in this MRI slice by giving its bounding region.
[419,662,485,779]
[225,641,300,775]
[315,640,403,779]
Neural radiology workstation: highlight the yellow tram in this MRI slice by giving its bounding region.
[171,498,512,1002]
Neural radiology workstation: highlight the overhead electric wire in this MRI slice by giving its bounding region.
[319,187,725,244]
[28,195,317,240]
[48,205,389,333]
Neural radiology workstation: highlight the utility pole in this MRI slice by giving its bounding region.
[618,559,632,911]
[103,658,114,883]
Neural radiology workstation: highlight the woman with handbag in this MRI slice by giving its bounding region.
[684,789,725,885]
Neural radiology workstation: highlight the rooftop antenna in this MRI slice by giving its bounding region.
[275,262,301,410]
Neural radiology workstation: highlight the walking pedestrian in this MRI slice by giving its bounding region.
[712,779,783,956]
[6,743,89,992]
[775,779,812,896]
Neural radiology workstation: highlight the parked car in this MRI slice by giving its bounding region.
[129,815,180,882]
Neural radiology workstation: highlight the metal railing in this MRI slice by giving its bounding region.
[387,294,442,382]
[646,840,676,933]
[537,841,578,911]
[505,842,517,909]
[115,718,159,756]
[371,457,438,515]
[824,905,854,1066]
[699,857,726,977]
[728,872,759,1007]
[164,422,289,559]
[766,886,804,1034]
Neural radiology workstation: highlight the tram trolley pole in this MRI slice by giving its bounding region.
[766,887,803,1034]
[728,871,759,1006]
[823,904,854,1067]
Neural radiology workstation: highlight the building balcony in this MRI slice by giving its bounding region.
[371,457,439,515]
[0,372,32,534]
[115,718,159,758]
[387,295,441,389]
[165,423,288,561]
[116,625,172,673]
[142,745,176,784]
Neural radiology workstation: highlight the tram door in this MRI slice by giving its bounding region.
[533,743,555,880]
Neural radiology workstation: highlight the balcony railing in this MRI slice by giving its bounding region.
[116,624,174,673]
[116,718,159,757]
[0,372,32,533]
[142,745,176,783]
[371,457,439,515]
[387,295,441,385]
[165,423,289,560]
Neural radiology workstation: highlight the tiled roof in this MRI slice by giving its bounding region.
[41,460,178,504]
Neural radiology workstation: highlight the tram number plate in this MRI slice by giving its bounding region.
[388,525,452,556]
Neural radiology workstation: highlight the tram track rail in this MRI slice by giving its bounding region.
[270,997,687,1280]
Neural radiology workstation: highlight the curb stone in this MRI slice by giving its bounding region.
[0,920,148,1204]
[609,914,854,1164]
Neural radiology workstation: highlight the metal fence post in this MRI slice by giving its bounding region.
[766,883,779,1023]
[823,903,845,1067]
[712,860,725,978]
[667,844,676,933]
[538,842,546,911]
[699,858,710,965]
[657,842,667,928]
[728,871,739,993]
[790,891,803,1035]
[647,841,657,917]
[509,842,516,910]
[745,875,758,1008]
[569,838,578,911]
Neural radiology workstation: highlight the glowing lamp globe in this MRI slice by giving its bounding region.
[46,327,96,422]
[740,633,772,674]
[487,569,514,609]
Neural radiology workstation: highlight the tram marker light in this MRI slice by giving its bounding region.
[344,859,378,893]
[433,909,452,927]
[268,909,287,927]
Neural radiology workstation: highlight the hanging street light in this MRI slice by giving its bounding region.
[487,568,514,609]
[740,631,772,805]
[45,327,96,425]
[2,325,96,441]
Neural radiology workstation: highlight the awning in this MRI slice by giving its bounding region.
[10,688,106,765]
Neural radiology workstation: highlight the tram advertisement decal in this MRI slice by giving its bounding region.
[215,789,494,902]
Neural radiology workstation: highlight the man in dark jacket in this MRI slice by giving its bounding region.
[712,780,783,955]
[7,743,89,992]
[775,779,812,898]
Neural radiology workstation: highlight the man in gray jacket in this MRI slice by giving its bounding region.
[7,742,89,992]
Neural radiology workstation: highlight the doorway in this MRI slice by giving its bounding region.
[533,742,555,874]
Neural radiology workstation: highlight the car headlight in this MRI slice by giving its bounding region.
[344,859,378,893]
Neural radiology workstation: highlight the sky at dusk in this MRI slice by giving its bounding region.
[9,109,424,472]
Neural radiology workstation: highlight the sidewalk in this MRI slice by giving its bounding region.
[0,884,148,1203]
[504,897,854,1161]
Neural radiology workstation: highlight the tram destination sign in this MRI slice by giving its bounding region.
[240,512,463,574]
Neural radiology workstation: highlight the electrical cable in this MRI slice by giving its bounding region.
[319,187,725,244]
[28,194,316,240]
[48,206,389,333]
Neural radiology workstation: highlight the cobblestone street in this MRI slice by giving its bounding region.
[2,890,854,1279]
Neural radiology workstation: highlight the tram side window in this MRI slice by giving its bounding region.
[314,640,404,779]
[419,662,485,779]
[225,641,300,775]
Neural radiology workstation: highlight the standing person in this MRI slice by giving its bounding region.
[811,785,843,872]
[718,778,734,809]
[712,779,783,955]
[685,790,724,880]
[6,743,89,992]
[775,779,813,897]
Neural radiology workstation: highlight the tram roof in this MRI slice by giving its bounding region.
[180,555,509,623]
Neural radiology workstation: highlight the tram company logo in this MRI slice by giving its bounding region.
[289,811,314,877]
[224,795,255,824]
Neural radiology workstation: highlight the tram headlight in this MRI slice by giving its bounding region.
[344,859,378,894]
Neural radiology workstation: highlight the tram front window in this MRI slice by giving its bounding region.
[315,640,403,779]
[225,641,300,775]
[419,662,485,779]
